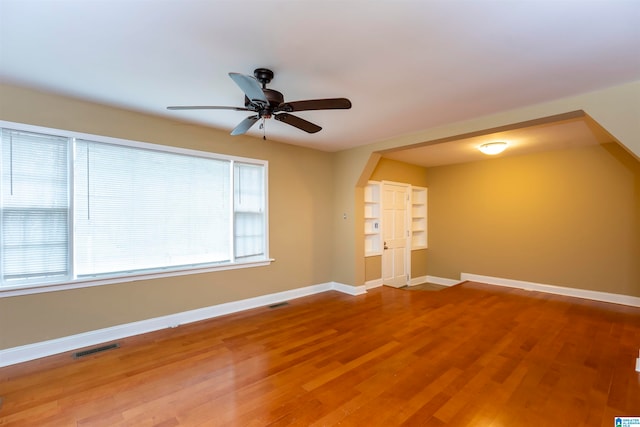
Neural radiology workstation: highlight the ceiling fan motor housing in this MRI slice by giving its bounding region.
[244,88,284,118]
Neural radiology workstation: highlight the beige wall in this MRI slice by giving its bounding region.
[364,256,382,283]
[426,143,640,296]
[0,84,334,349]
[369,158,429,186]
[411,249,429,279]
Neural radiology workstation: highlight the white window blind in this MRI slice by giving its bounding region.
[1,129,69,283]
[234,162,265,260]
[0,122,268,292]
[74,140,232,277]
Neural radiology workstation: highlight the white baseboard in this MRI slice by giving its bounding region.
[365,278,384,289]
[461,273,640,307]
[0,281,362,368]
[408,275,427,286]
[331,282,367,296]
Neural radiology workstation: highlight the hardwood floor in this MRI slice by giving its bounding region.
[1,282,639,426]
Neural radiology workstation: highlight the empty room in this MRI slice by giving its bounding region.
[1,1,639,426]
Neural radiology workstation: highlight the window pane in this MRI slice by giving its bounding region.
[234,163,265,260]
[1,129,69,283]
[74,140,231,276]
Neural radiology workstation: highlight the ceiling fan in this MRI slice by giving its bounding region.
[167,68,352,137]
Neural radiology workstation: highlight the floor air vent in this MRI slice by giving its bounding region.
[268,301,289,309]
[73,343,120,359]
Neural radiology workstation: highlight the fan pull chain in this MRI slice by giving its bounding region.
[261,117,266,140]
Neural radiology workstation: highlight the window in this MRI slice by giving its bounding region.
[1,130,69,283]
[234,163,266,261]
[0,122,268,294]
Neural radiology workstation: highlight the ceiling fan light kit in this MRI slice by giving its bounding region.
[168,68,352,138]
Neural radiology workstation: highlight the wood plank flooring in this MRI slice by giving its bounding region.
[1,282,639,426]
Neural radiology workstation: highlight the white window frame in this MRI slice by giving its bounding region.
[0,120,272,298]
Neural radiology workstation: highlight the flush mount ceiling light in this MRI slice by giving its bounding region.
[478,141,508,155]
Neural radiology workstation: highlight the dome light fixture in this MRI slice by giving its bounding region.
[478,141,508,155]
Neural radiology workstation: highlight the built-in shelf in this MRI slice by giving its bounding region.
[364,181,382,256]
[411,186,427,249]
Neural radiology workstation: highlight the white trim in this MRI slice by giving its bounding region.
[408,275,427,286]
[331,282,367,296]
[365,278,384,289]
[461,273,640,307]
[425,275,461,287]
[0,281,365,368]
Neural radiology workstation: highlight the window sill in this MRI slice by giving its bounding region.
[0,258,275,298]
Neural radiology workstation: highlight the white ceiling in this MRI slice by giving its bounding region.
[1,0,639,153]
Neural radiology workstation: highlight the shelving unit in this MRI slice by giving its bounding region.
[364,181,427,255]
[411,186,427,249]
[364,181,382,256]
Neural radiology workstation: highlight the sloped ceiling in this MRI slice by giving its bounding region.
[1,0,639,154]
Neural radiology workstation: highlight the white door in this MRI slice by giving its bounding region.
[381,182,409,288]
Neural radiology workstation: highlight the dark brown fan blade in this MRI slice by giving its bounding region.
[229,73,268,106]
[167,106,250,111]
[230,115,259,136]
[279,98,351,112]
[274,113,322,133]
